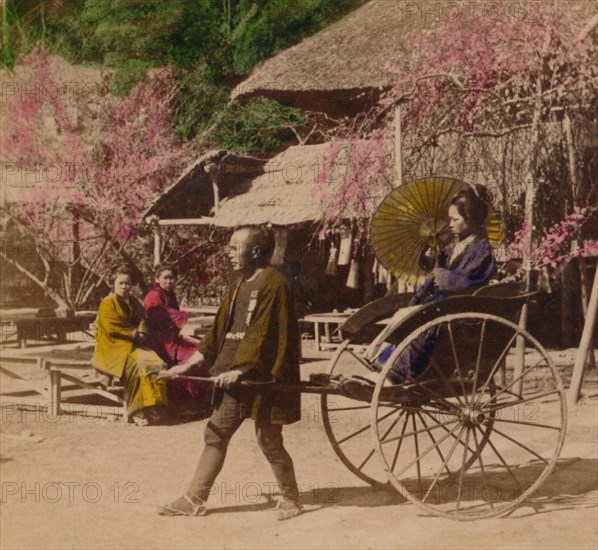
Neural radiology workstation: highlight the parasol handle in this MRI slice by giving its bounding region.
[429,236,442,270]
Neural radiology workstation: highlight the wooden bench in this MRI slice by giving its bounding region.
[0,351,125,419]
[45,359,126,419]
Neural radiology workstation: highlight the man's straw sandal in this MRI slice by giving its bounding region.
[157,495,206,516]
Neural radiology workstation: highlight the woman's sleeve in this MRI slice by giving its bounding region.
[145,290,188,331]
[97,299,136,342]
[434,243,495,292]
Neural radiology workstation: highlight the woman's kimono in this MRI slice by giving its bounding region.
[384,237,496,383]
[143,284,208,411]
[412,238,496,305]
[143,283,198,364]
[92,293,167,416]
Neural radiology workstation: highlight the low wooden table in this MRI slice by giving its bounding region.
[0,311,97,348]
[301,312,353,351]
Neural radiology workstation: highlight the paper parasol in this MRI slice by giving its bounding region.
[370,177,502,286]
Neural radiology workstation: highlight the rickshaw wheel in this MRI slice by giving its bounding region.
[321,340,387,486]
[371,312,567,520]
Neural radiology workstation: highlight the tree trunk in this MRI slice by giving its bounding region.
[0,253,69,309]
[394,105,403,186]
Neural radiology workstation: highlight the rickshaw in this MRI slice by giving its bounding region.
[313,177,566,520]
[316,283,566,520]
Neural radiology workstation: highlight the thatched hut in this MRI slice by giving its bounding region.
[231,0,433,116]
[144,143,389,312]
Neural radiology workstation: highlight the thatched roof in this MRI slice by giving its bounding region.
[143,150,266,220]
[208,143,346,227]
[231,0,595,114]
[146,142,388,228]
[230,0,430,112]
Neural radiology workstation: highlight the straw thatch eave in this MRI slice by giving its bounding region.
[231,0,596,115]
[143,149,266,221]
[206,143,346,227]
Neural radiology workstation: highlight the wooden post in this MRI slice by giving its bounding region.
[48,362,61,418]
[153,223,161,266]
[205,162,220,212]
[579,256,597,368]
[568,264,598,405]
[563,112,596,368]
[394,105,403,187]
[145,215,161,266]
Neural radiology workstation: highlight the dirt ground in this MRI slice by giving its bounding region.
[0,343,597,550]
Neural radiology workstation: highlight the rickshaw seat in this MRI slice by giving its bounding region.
[340,282,530,342]
[383,291,536,347]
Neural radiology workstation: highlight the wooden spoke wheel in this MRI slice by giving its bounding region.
[321,341,389,485]
[370,313,567,520]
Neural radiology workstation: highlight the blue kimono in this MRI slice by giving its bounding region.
[385,237,496,383]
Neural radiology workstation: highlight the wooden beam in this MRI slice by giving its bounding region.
[153,224,161,266]
[157,218,215,226]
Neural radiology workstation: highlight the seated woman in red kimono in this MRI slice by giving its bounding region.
[342,185,496,398]
[143,264,209,414]
[92,264,168,425]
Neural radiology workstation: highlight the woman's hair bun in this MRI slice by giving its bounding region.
[449,183,492,230]
[471,184,492,205]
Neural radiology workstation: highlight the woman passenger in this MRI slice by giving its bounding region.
[342,185,496,397]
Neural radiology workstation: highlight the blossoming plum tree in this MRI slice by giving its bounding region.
[0,46,190,309]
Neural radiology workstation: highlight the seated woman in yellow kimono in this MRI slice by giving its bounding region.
[92,264,168,425]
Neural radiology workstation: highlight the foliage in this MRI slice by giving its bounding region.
[2,0,365,139]
[312,131,390,231]
[1,0,76,68]
[213,99,306,154]
[381,4,597,136]
[0,46,190,308]
[170,64,229,141]
[156,227,232,306]
[228,0,362,75]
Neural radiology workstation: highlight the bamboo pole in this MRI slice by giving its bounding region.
[394,105,403,186]
[514,83,542,396]
[568,264,598,405]
[2,0,8,67]
[514,178,535,396]
[153,224,161,266]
